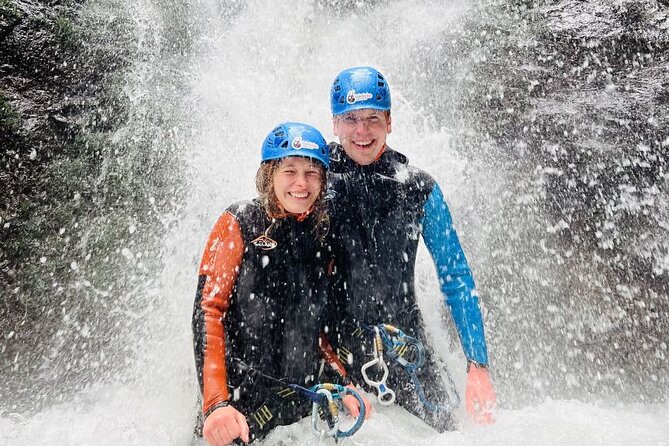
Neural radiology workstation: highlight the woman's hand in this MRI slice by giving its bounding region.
[341,384,373,419]
[203,405,250,446]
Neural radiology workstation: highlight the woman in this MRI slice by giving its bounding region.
[192,122,352,445]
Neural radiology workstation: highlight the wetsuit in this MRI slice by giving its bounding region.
[328,144,489,431]
[192,199,343,442]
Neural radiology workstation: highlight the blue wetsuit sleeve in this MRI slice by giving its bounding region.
[421,183,489,365]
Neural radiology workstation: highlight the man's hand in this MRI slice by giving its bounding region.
[465,364,496,424]
[341,384,373,419]
[203,405,250,446]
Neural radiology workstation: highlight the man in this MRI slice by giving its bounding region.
[327,66,496,431]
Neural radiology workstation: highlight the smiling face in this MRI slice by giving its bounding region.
[272,156,323,214]
[333,109,392,166]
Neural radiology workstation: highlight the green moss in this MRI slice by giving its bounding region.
[54,14,76,46]
[0,93,22,133]
[0,0,19,21]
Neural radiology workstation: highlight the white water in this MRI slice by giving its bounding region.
[2,0,668,445]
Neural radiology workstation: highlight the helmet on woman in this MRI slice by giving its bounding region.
[261,122,330,168]
[330,66,391,116]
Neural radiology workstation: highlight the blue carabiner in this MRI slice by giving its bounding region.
[287,383,328,405]
[335,384,366,438]
[378,324,425,372]
[377,324,460,414]
[309,383,366,439]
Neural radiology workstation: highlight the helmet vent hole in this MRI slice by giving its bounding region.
[376,94,382,100]
[334,86,341,92]
[280,141,289,148]
[378,81,385,87]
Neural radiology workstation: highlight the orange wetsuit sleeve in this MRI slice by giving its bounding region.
[192,211,244,415]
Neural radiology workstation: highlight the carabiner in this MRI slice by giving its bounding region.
[311,387,339,439]
[379,324,425,372]
[361,356,396,406]
[379,324,459,414]
[331,384,366,438]
[361,328,396,407]
[310,383,366,439]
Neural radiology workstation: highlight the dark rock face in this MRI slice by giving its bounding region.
[2,0,105,413]
[408,0,668,404]
[0,0,169,414]
[2,0,88,326]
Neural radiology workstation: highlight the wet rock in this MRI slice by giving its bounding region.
[407,0,669,404]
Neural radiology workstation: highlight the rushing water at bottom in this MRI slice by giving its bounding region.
[1,382,667,445]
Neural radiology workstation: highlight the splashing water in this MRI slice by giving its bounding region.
[2,0,668,445]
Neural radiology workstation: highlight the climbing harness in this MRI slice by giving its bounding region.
[361,324,461,413]
[233,359,366,440]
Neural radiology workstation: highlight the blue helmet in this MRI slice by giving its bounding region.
[330,66,391,116]
[261,122,330,168]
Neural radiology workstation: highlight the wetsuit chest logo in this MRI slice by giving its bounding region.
[251,234,278,251]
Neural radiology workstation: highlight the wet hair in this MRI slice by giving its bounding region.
[255,158,329,240]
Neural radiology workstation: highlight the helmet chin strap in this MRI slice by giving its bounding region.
[295,206,313,222]
[274,203,313,221]
[374,143,388,162]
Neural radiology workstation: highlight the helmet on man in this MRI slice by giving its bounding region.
[261,122,330,168]
[330,66,391,116]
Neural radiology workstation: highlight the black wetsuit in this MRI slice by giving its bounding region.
[193,199,333,442]
[328,144,488,432]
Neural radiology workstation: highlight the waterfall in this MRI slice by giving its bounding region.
[2,0,667,444]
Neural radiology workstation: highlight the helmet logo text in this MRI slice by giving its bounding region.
[346,89,373,104]
[292,136,319,150]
